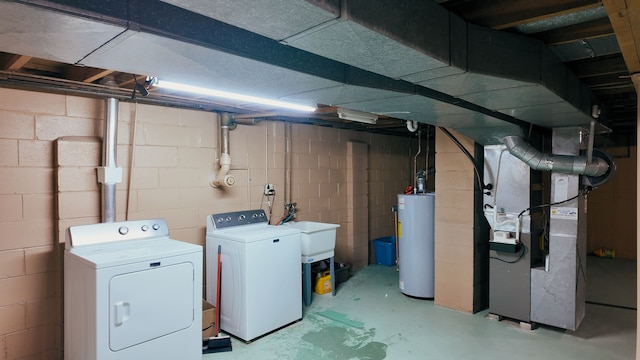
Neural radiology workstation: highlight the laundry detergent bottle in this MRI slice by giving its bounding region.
[314,271,332,295]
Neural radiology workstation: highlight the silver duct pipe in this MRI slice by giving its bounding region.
[99,98,122,223]
[503,135,609,177]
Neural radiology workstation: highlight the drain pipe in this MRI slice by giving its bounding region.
[503,135,609,177]
[211,112,236,188]
[406,120,419,133]
[97,98,123,222]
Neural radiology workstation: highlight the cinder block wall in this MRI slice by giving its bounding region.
[433,128,478,313]
[0,87,412,359]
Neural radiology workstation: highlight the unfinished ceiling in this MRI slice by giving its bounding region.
[0,0,637,147]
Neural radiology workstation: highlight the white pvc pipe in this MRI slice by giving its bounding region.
[211,113,236,187]
[406,120,419,132]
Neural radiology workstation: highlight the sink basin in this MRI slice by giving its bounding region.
[285,221,340,257]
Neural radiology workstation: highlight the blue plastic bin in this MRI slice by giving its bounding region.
[373,236,396,266]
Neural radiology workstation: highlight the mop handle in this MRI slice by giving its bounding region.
[214,245,222,336]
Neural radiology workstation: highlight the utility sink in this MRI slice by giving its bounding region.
[285,221,340,257]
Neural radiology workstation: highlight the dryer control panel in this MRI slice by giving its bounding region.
[66,219,169,249]
[208,209,268,230]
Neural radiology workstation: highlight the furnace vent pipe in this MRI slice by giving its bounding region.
[98,98,123,223]
[503,135,609,177]
[211,112,236,188]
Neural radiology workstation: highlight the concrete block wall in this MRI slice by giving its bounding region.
[0,89,100,360]
[367,133,415,263]
[433,128,478,313]
[0,87,411,359]
[346,141,369,269]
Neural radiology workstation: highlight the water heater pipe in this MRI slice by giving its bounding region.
[503,135,609,177]
[98,98,123,222]
[211,112,236,188]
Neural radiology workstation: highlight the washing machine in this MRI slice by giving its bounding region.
[206,209,301,342]
[64,219,202,360]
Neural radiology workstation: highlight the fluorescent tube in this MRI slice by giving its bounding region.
[154,80,316,112]
[336,107,378,124]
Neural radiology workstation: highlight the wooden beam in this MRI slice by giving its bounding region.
[568,54,629,77]
[442,0,601,30]
[603,0,640,74]
[537,17,614,45]
[0,54,32,71]
[63,66,114,83]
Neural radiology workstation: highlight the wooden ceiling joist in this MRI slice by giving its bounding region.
[0,54,32,71]
[603,0,640,74]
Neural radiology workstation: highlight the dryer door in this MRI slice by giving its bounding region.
[109,262,194,351]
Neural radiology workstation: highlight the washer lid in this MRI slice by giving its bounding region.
[208,223,301,243]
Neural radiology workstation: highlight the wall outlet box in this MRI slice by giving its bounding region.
[264,183,275,195]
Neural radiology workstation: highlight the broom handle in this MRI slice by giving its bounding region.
[214,245,222,336]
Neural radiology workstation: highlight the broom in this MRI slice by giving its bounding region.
[203,244,232,353]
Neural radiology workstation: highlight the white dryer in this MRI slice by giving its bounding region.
[64,219,202,360]
[206,209,301,342]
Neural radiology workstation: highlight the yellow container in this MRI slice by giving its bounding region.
[593,248,615,258]
[314,271,332,295]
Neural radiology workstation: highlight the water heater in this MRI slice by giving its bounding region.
[397,193,435,298]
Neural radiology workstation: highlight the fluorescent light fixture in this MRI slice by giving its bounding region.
[337,107,378,124]
[154,80,316,112]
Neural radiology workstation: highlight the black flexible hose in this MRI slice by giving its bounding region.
[438,127,491,191]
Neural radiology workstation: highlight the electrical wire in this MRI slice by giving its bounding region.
[260,191,276,224]
[490,243,527,264]
[517,187,590,218]
[438,127,490,191]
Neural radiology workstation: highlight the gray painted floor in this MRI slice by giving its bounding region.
[204,257,636,359]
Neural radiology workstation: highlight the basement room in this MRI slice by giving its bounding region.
[0,1,637,359]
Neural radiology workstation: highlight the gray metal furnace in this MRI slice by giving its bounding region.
[484,145,544,323]
[485,127,614,331]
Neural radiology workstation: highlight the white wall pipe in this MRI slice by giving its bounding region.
[503,135,609,177]
[98,97,123,223]
[406,120,419,132]
[211,112,236,188]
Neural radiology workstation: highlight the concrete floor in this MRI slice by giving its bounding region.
[204,256,636,360]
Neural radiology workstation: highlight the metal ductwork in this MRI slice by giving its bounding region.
[97,98,123,222]
[0,0,606,146]
[503,135,613,182]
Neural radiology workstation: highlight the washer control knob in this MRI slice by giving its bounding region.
[217,217,224,223]
[225,217,232,222]
[238,214,246,221]
[141,225,149,232]
[152,223,160,230]
[118,226,129,235]
[259,213,265,218]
